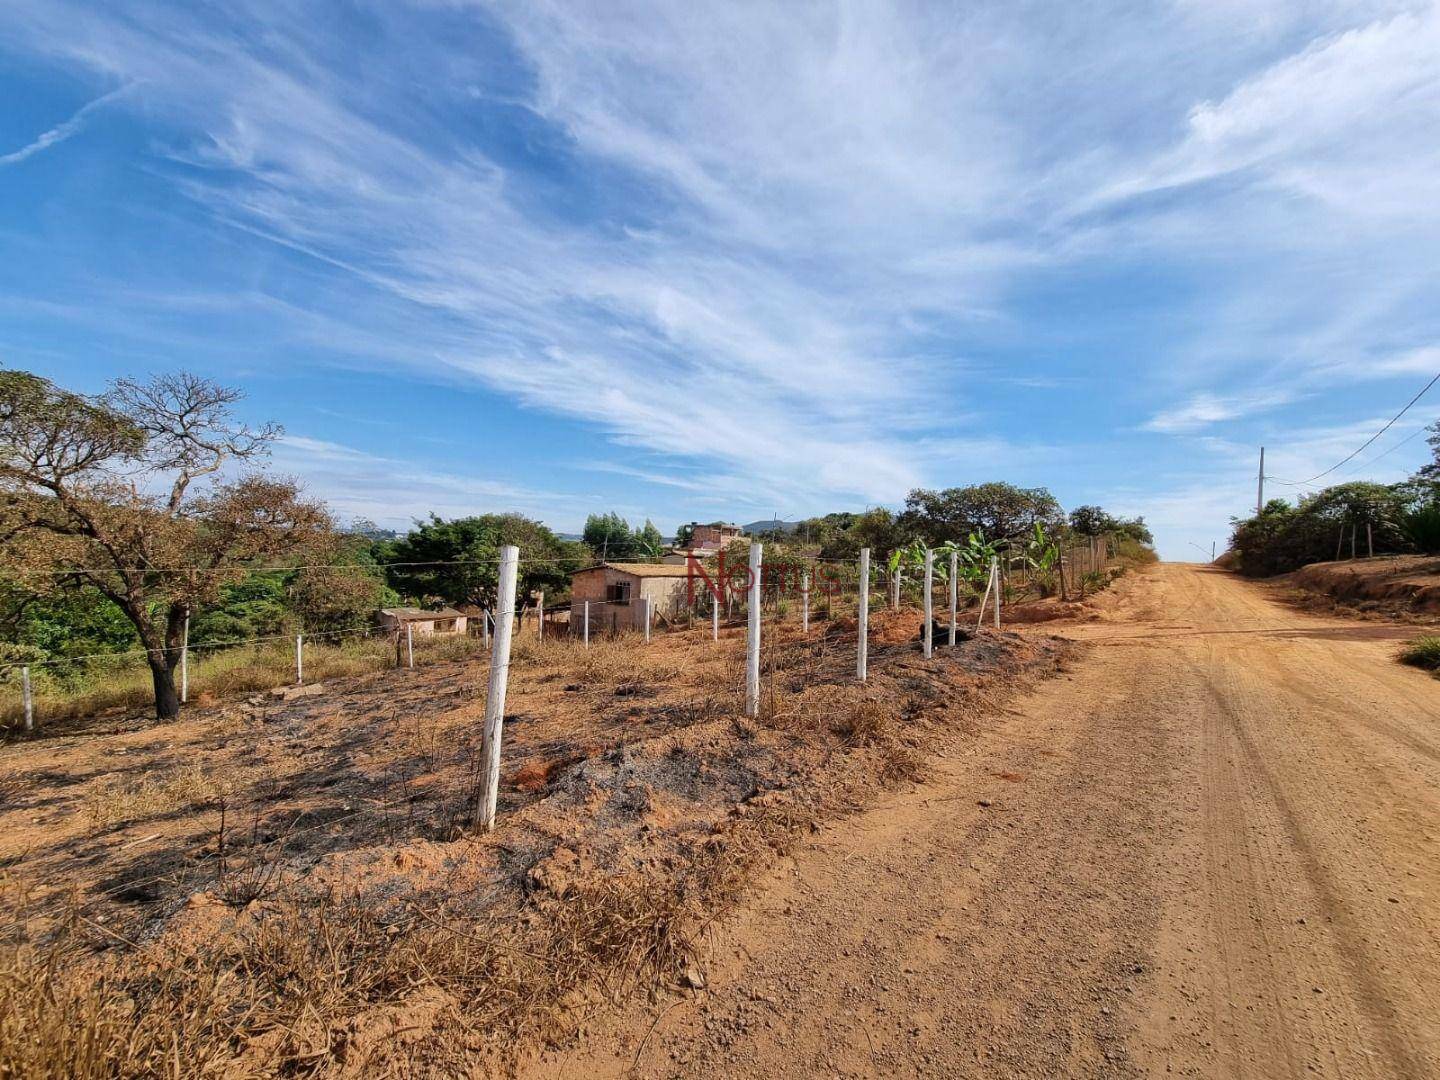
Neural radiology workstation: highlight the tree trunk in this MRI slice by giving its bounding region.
[149,655,181,721]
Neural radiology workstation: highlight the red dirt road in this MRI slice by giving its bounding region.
[524,564,1440,1078]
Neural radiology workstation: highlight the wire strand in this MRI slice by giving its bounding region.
[1265,371,1440,487]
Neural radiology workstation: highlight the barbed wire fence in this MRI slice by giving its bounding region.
[0,533,1135,940]
[2,534,1127,733]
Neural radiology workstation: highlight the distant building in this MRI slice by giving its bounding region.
[378,607,468,636]
[692,522,741,546]
[569,562,694,634]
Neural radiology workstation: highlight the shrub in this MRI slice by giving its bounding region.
[1399,636,1440,672]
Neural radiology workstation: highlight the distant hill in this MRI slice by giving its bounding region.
[743,519,801,535]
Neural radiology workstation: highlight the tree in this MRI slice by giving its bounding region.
[382,514,584,609]
[1068,504,1154,545]
[0,370,331,720]
[288,534,397,633]
[582,512,635,559]
[900,483,1064,543]
[635,518,665,557]
[1067,505,1109,536]
[1228,482,1408,575]
[580,512,666,559]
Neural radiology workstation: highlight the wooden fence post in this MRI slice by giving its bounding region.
[745,542,762,718]
[538,591,544,641]
[948,550,958,647]
[712,593,719,642]
[583,600,590,647]
[923,548,934,659]
[857,548,870,682]
[406,622,414,669]
[295,634,304,685]
[801,571,810,634]
[180,610,190,705]
[642,596,651,643]
[22,665,33,733]
[478,545,519,832]
[1367,522,1374,558]
[483,609,491,647]
[991,557,1001,628]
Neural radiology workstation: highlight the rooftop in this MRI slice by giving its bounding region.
[574,561,693,578]
[380,607,466,620]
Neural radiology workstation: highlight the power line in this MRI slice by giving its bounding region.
[1265,371,1440,487]
[1338,422,1430,477]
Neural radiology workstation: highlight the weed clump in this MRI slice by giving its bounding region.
[1399,635,1440,673]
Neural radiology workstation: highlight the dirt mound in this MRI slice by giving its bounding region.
[1287,556,1440,617]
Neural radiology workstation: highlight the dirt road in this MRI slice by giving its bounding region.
[524,564,1440,1078]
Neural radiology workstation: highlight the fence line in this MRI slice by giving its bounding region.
[0,534,1140,936]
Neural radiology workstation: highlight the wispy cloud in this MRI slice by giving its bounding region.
[5,1,1440,557]
[0,84,129,167]
[1142,389,1295,434]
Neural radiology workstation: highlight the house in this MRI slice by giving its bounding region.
[378,607,468,636]
[689,522,742,548]
[569,562,695,635]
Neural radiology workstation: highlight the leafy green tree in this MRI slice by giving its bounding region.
[1068,505,1153,544]
[1229,482,1409,575]
[582,512,634,559]
[383,514,584,609]
[900,483,1064,544]
[0,578,138,659]
[635,518,665,556]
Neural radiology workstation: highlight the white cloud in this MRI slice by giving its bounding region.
[1142,389,1295,434]
[6,0,1440,553]
[0,85,129,167]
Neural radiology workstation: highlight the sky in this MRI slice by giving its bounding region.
[2,1,1439,560]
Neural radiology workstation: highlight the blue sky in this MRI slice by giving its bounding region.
[3,1,1439,559]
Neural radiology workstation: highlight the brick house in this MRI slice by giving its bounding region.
[378,607,468,636]
[569,562,694,634]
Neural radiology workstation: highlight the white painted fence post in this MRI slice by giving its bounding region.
[801,571,810,633]
[745,542,762,718]
[857,548,870,682]
[295,634,304,685]
[891,566,900,610]
[711,593,719,641]
[22,666,33,733]
[583,600,590,648]
[478,544,519,832]
[948,550,958,647]
[180,610,190,704]
[923,548,934,659]
[483,608,491,647]
[406,622,414,669]
[642,596,651,643]
[991,557,1001,628]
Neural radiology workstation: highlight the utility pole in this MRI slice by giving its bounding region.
[1257,446,1265,517]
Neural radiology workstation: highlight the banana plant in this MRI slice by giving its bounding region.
[889,534,998,587]
[1015,522,1060,595]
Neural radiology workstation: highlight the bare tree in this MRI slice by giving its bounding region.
[0,370,332,720]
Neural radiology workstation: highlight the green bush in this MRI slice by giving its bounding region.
[1399,636,1440,672]
[1401,502,1440,555]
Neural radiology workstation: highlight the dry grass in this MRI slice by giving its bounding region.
[85,764,234,829]
[2,632,489,730]
[0,811,794,1079]
[0,607,1068,1076]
